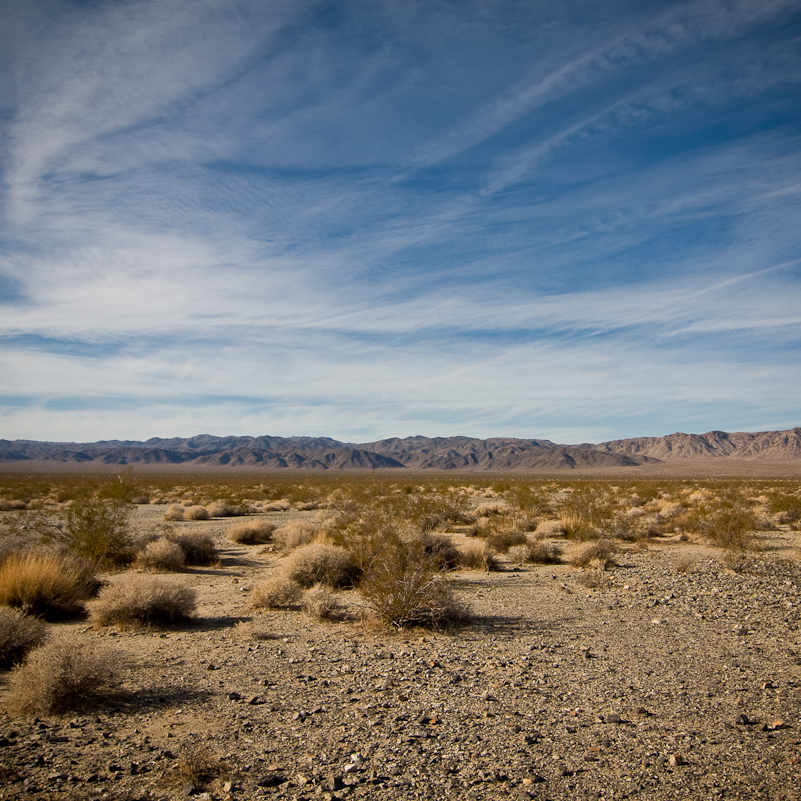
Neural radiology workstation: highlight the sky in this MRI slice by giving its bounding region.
[1,0,800,445]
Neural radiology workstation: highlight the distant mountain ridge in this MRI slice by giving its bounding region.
[1,427,799,470]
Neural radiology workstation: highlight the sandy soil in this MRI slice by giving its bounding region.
[0,505,799,801]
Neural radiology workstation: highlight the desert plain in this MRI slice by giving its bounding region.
[0,469,799,801]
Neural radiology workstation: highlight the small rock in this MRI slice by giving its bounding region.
[227,692,242,702]
[669,754,685,766]
[735,713,752,726]
[255,773,283,788]
[605,713,622,724]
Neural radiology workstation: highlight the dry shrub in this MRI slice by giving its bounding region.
[163,505,185,521]
[302,585,345,621]
[263,499,292,512]
[457,539,499,572]
[168,531,219,566]
[674,555,696,574]
[207,500,246,518]
[273,519,319,553]
[360,539,469,629]
[0,500,27,511]
[481,525,528,553]
[175,743,230,793]
[408,532,460,569]
[0,608,48,669]
[576,569,609,589]
[568,538,616,570]
[227,519,276,545]
[5,639,119,716]
[183,505,211,521]
[0,551,97,618]
[282,543,361,589]
[134,538,186,572]
[249,576,303,610]
[535,520,565,537]
[474,503,509,517]
[88,574,196,627]
[508,540,562,565]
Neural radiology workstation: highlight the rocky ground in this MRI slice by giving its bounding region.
[0,505,799,801]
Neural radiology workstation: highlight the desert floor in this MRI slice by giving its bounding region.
[1,503,799,801]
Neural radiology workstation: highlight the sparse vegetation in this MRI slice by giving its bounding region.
[249,576,303,609]
[282,543,361,589]
[0,608,48,669]
[4,639,119,716]
[134,537,186,572]
[88,574,196,627]
[0,550,97,618]
[302,585,345,621]
[227,519,276,545]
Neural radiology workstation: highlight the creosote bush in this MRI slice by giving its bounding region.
[0,550,97,618]
[63,497,133,566]
[88,574,196,627]
[227,519,276,545]
[249,576,303,610]
[282,543,361,589]
[5,639,119,716]
[360,538,468,629]
[0,608,48,669]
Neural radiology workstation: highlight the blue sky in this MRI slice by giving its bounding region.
[1,0,800,444]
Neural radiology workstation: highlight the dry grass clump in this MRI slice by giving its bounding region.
[163,504,186,521]
[0,500,27,511]
[457,540,499,571]
[263,499,292,512]
[273,519,319,553]
[473,503,509,517]
[282,543,361,589]
[0,551,97,618]
[88,574,196,627]
[134,538,186,572]
[207,500,247,518]
[535,519,565,537]
[4,639,119,716]
[249,576,303,609]
[302,585,345,621]
[409,532,460,569]
[508,540,562,565]
[0,608,48,669]
[168,531,219,566]
[227,519,276,545]
[175,743,230,793]
[360,540,468,629]
[568,538,616,570]
[183,505,211,521]
[701,504,757,551]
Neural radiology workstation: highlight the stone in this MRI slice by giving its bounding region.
[605,713,622,724]
[669,754,685,766]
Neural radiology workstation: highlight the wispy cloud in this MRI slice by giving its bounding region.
[1,0,799,442]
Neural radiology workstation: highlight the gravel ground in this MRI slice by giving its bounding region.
[0,505,799,801]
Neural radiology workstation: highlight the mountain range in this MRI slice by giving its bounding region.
[1,428,800,470]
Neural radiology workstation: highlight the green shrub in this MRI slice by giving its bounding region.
[64,497,133,566]
[360,538,468,629]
